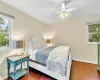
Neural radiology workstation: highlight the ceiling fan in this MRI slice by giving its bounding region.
[54,0,81,19]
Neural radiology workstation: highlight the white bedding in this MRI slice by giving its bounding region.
[46,46,70,76]
[29,50,37,60]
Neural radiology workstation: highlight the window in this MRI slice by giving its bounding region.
[0,15,10,49]
[88,23,100,43]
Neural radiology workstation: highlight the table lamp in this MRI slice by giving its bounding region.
[46,39,51,44]
[46,39,53,47]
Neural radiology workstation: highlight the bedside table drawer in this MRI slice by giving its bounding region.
[16,59,23,65]
[22,57,29,62]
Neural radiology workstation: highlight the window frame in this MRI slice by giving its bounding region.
[87,22,100,44]
[0,15,11,51]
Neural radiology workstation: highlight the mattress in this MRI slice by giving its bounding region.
[30,46,55,66]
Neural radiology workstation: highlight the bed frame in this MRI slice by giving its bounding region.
[29,53,72,80]
[26,36,72,80]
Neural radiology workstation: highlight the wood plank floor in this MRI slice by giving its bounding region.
[70,61,100,80]
[7,61,100,80]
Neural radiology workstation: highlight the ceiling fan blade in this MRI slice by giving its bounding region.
[66,0,84,9]
[54,8,76,14]
[66,8,76,12]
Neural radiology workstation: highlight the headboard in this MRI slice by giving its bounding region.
[25,35,47,54]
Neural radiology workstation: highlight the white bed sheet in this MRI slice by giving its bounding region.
[29,50,37,60]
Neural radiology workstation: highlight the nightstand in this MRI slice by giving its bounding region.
[7,54,30,80]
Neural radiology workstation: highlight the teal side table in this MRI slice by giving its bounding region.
[7,54,30,80]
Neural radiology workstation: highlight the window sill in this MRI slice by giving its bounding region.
[0,47,12,52]
[88,42,100,44]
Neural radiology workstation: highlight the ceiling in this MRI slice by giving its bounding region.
[0,0,100,24]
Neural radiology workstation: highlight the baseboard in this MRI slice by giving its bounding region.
[73,58,97,64]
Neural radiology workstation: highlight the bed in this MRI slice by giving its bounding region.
[26,36,72,80]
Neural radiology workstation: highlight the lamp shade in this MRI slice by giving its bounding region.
[13,40,23,49]
[46,39,51,43]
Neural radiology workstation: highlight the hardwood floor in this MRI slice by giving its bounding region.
[70,61,100,80]
[7,61,100,80]
[20,68,55,80]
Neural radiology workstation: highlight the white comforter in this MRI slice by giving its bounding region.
[46,46,71,76]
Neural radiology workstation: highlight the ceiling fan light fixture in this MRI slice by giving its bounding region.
[60,12,68,19]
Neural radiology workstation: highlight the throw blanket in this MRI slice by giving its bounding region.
[46,46,71,76]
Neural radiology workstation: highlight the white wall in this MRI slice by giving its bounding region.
[0,1,47,78]
[49,15,100,64]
